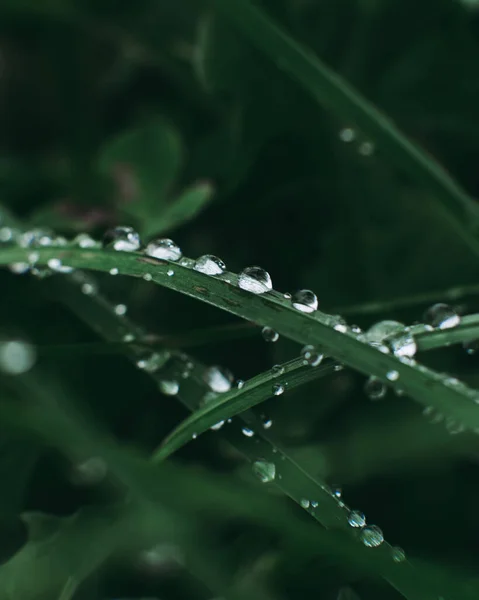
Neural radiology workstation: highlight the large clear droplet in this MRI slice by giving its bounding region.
[388,331,417,358]
[291,289,318,313]
[238,266,272,294]
[424,303,460,330]
[203,366,233,393]
[103,226,140,252]
[252,460,276,483]
[0,340,36,375]
[348,510,366,528]
[360,525,384,548]
[159,380,179,396]
[300,345,324,366]
[366,320,404,343]
[364,376,387,400]
[262,327,279,342]
[145,238,182,261]
[194,255,226,275]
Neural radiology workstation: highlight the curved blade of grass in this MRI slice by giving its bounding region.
[1,245,479,431]
[153,358,338,461]
[205,0,479,258]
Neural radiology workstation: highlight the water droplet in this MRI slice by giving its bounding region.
[364,376,387,400]
[167,269,175,277]
[236,379,245,389]
[238,266,272,294]
[300,498,310,509]
[145,238,182,261]
[109,268,119,276]
[262,417,273,429]
[203,366,233,393]
[331,485,342,498]
[159,380,179,396]
[445,417,465,435]
[368,341,390,354]
[311,500,319,508]
[424,303,460,330]
[242,427,254,437]
[360,525,384,548]
[272,383,285,396]
[73,232,97,248]
[391,546,406,563]
[137,352,169,373]
[123,333,135,343]
[366,320,404,343]
[386,370,399,382]
[9,262,30,274]
[0,340,36,375]
[194,254,226,275]
[262,327,279,342]
[358,141,374,156]
[348,510,366,528]
[271,364,285,377]
[103,226,140,252]
[114,304,127,316]
[300,345,323,367]
[0,227,15,243]
[283,292,292,299]
[210,420,225,431]
[143,273,152,281]
[339,127,355,142]
[252,460,276,483]
[19,229,54,248]
[47,258,74,274]
[332,315,348,333]
[291,289,318,313]
[388,331,417,358]
[81,282,97,295]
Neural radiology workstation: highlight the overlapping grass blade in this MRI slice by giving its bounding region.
[206,0,479,258]
[1,244,479,431]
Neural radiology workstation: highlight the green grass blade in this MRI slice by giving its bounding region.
[153,358,338,461]
[1,244,479,430]
[207,0,479,257]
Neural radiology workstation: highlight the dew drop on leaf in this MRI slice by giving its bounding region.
[167,269,175,277]
[252,460,276,483]
[236,379,245,389]
[238,266,272,294]
[311,500,319,508]
[262,327,279,342]
[300,345,323,366]
[366,320,404,343]
[262,417,273,429]
[291,289,318,313]
[348,510,366,528]
[386,370,399,382]
[103,226,140,252]
[300,498,310,509]
[109,268,119,276]
[203,366,234,393]
[47,258,74,274]
[145,238,182,261]
[159,380,179,396]
[388,331,417,358]
[271,364,285,377]
[391,546,406,563]
[114,304,127,316]
[424,303,460,330]
[364,376,387,400]
[143,273,152,281]
[339,127,355,142]
[242,427,254,437]
[73,232,98,248]
[272,383,285,396]
[194,254,226,275]
[360,525,384,547]
[0,339,36,375]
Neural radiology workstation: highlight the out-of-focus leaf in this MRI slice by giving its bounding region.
[0,436,40,515]
[98,118,182,223]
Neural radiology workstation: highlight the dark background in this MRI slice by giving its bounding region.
[1,0,479,598]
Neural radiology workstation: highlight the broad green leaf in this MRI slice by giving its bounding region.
[141,179,215,238]
[98,118,182,224]
[154,358,337,461]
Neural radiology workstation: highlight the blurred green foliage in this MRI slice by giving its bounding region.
[1,0,479,599]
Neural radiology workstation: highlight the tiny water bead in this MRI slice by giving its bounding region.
[291,289,318,313]
[272,383,285,396]
[464,340,479,355]
[143,273,153,282]
[300,345,323,367]
[167,269,175,277]
[114,304,127,316]
[137,352,170,373]
[238,266,272,294]
[19,228,54,248]
[194,254,226,276]
[73,232,97,248]
[360,525,384,548]
[242,427,254,437]
[331,485,342,498]
[391,546,406,563]
[236,379,245,389]
[364,376,387,400]
[252,460,276,483]
[109,268,119,276]
[145,238,182,261]
[388,331,417,358]
[311,500,319,508]
[203,366,234,393]
[348,510,366,528]
[271,364,285,377]
[424,303,460,330]
[358,141,375,156]
[103,226,140,252]
[386,370,399,382]
[262,417,273,429]
[300,498,310,509]
[262,327,279,342]
[81,282,97,295]
[0,340,36,375]
[47,258,74,274]
[159,380,180,396]
[339,127,355,142]
[366,320,404,343]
